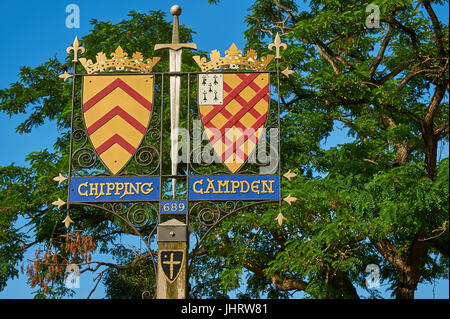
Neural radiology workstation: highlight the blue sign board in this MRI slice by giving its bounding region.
[68,175,279,202]
[69,176,160,202]
[160,200,187,214]
[188,175,280,201]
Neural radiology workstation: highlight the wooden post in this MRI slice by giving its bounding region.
[156,219,188,299]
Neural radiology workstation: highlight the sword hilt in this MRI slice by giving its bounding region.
[171,5,182,44]
[154,43,197,51]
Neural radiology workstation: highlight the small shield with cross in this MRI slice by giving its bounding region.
[159,250,185,283]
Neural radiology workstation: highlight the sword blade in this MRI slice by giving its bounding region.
[169,49,182,199]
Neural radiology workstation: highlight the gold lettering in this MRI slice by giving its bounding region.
[120,183,133,199]
[129,182,141,195]
[141,183,153,194]
[204,178,217,194]
[78,182,88,196]
[95,183,106,199]
[251,180,260,194]
[193,180,203,194]
[106,183,115,195]
[115,183,124,195]
[240,180,250,193]
[89,183,99,196]
[230,181,240,194]
[217,180,230,193]
[261,180,275,194]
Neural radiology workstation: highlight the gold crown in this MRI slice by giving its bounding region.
[79,46,160,74]
[193,44,274,72]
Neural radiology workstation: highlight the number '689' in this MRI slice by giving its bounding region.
[162,202,185,212]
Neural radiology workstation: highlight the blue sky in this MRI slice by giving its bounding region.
[0,0,256,166]
[0,0,448,299]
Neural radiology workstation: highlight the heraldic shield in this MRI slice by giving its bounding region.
[82,75,154,175]
[198,72,270,173]
[159,250,185,283]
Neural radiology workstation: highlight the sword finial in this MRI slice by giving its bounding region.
[170,5,182,45]
[154,5,196,52]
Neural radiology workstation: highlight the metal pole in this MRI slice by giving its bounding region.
[156,219,188,299]
[154,5,196,299]
[154,5,197,199]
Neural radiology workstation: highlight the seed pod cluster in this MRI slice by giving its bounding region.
[21,230,97,294]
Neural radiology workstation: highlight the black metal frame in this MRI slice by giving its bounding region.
[65,60,283,298]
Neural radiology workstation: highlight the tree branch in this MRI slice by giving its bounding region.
[382,18,419,52]
[422,0,445,56]
[394,68,429,91]
[382,103,423,125]
[87,267,109,299]
[243,259,310,293]
[370,237,405,271]
[80,251,154,274]
[324,115,367,142]
[434,122,449,139]
[270,273,309,292]
[428,238,449,258]
[369,24,394,78]
[375,58,416,85]
[425,84,446,126]
[316,42,341,75]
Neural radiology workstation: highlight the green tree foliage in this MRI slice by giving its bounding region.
[196,0,449,299]
[0,1,448,299]
[0,10,198,298]
[103,246,156,299]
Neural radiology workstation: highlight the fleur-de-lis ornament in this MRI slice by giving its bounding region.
[275,212,287,227]
[58,71,73,82]
[282,67,295,78]
[66,35,85,62]
[283,194,298,206]
[62,214,74,229]
[52,198,66,209]
[53,173,68,185]
[268,33,288,60]
[283,169,297,181]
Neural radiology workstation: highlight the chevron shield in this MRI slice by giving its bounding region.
[82,75,154,175]
[198,72,270,173]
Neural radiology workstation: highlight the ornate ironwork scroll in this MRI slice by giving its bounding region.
[53,22,292,299]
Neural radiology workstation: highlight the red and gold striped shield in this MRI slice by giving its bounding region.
[199,73,269,173]
[82,75,154,175]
